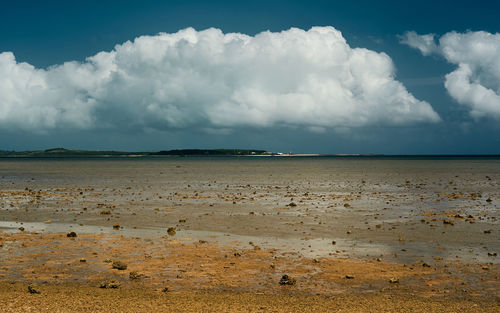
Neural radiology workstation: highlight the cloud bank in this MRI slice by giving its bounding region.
[1,27,440,132]
[401,30,500,119]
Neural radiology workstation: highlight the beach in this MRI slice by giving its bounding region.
[0,157,498,312]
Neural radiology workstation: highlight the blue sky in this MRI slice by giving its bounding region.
[1,0,499,154]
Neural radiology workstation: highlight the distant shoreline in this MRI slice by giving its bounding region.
[1,148,500,159]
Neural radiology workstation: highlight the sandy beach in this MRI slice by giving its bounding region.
[0,157,498,312]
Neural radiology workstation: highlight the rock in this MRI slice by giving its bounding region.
[100,281,120,289]
[103,259,112,263]
[288,202,297,207]
[79,258,86,263]
[345,275,355,279]
[66,232,77,238]
[443,219,454,225]
[178,219,186,223]
[484,230,492,234]
[346,230,352,234]
[129,271,144,280]
[422,262,431,268]
[161,287,169,292]
[112,261,127,270]
[279,274,296,285]
[44,220,51,224]
[112,224,120,230]
[28,284,40,294]
[389,277,400,284]
[167,226,176,235]
[18,227,25,231]
[488,252,497,257]
[331,240,336,245]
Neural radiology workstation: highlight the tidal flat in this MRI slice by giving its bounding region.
[0,157,498,312]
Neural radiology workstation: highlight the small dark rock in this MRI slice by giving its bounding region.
[28,284,40,294]
[279,274,296,285]
[100,281,120,289]
[66,232,77,238]
[129,271,144,280]
[112,261,127,270]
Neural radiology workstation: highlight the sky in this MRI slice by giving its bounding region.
[1,0,500,154]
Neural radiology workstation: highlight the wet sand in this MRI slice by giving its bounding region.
[0,157,498,311]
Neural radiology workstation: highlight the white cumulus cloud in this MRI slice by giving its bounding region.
[0,27,440,132]
[401,30,500,119]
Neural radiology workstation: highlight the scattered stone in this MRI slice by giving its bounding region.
[100,210,111,215]
[79,258,86,263]
[103,259,112,263]
[18,227,25,231]
[112,224,120,230]
[488,252,497,257]
[161,287,169,292]
[198,240,208,244]
[331,240,336,245]
[178,219,186,223]
[484,230,492,234]
[346,230,352,234]
[443,219,454,225]
[100,281,120,289]
[288,202,297,207]
[312,258,319,263]
[66,232,77,238]
[28,284,40,294]
[233,252,241,257]
[422,262,431,268]
[167,226,176,235]
[389,277,400,284]
[44,220,51,224]
[129,271,144,280]
[112,261,128,270]
[279,274,296,285]
[344,203,351,208]
[345,275,355,279]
